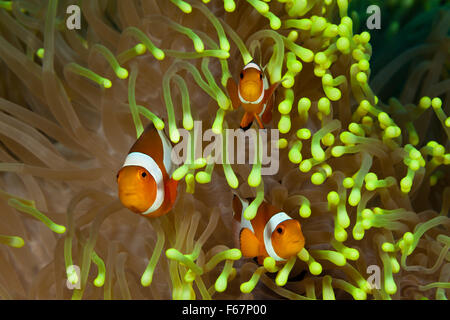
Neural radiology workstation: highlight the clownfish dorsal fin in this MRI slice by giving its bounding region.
[139,123,174,177]
[156,127,174,177]
[232,193,250,221]
[262,64,267,73]
[251,44,262,68]
[240,228,260,258]
[232,194,242,222]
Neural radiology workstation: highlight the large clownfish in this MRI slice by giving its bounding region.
[232,194,305,265]
[227,62,279,130]
[117,124,178,218]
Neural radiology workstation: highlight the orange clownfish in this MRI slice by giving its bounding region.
[227,62,279,130]
[117,124,178,218]
[232,195,305,265]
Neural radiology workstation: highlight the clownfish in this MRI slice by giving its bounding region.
[117,124,178,218]
[232,195,305,265]
[226,62,279,130]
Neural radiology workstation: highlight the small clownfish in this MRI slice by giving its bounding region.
[232,195,305,265]
[117,124,178,218]
[226,62,279,130]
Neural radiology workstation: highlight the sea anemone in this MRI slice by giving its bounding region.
[0,0,448,300]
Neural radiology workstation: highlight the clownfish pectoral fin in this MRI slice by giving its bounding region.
[239,228,260,258]
[226,77,240,110]
[261,103,273,123]
[240,112,254,131]
[262,82,279,105]
[240,121,253,132]
[259,82,279,125]
[254,114,265,129]
[165,178,179,205]
[257,256,266,265]
[261,97,274,124]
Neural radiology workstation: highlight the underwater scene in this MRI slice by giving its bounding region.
[0,0,449,301]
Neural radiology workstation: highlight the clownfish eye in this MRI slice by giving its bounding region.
[259,73,263,79]
[240,72,243,79]
[276,227,283,234]
[141,172,147,178]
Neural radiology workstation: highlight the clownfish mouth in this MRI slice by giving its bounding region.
[289,239,304,248]
[121,199,146,213]
[119,191,147,213]
[119,188,139,196]
[128,206,142,214]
